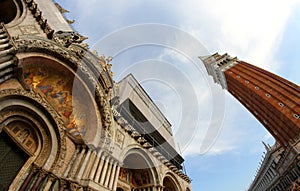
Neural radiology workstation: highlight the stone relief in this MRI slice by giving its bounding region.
[19,25,39,35]
[6,122,38,154]
[115,129,125,147]
[54,31,88,48]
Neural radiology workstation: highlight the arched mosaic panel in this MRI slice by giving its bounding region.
[20,56,100,142]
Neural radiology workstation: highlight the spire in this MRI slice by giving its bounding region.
[262,141,271,151]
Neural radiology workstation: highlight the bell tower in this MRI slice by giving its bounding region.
[200,53,300,147]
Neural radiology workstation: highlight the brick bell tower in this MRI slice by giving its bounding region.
[200,53,300,147]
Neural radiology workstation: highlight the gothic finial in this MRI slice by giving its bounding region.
[54,31,88,47]
[67,19,75,24]
[54,3,69,13]
[106,56,113,62]
[262,141,270,151]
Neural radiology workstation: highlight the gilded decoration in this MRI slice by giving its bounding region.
[15,37,113,135]
[22,62,97,141]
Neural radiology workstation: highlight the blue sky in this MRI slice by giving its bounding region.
[56,0,300,190]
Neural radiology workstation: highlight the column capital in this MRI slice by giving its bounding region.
[70,182,83,191]
[38,169,48,178]
[59,178,68,189]
[47,173,57,182]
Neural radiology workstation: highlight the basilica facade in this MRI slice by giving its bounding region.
[0,0,191,190]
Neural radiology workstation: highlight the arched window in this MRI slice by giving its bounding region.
[163,176,179,191]
[0,0,24,26]
[0,0,18,24]
[0,132,29,190]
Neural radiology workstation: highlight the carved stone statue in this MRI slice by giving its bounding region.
[54,31,88,47]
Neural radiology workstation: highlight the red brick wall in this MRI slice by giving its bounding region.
[224,61,300,146]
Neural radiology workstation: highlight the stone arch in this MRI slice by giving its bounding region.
[0,0,25,26]
[118,146,159,191]
[15,36,114,143]
[0,90,66,190]
[17,53,103,146]
[162,172,181,191]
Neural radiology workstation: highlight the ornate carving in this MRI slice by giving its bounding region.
[13,36,116,171]
[19,25,40,35]
[0,109,51,166]
[59,178,68,190]
[66,19,75,24]
[70,182,83,191]
[99,54,114,80]
[99,131,114,153]
[115,130,125,147]
[0,89,67,175]
[54,31,87,48]
[68,44,114,91]
[15,37,114,128]
[96,93,112,131]
[47,173,58,183]
[6,121,38,154]
[54,3,69,13]
[38,169,48,179]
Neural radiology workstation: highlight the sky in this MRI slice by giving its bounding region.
[55,0,300,190]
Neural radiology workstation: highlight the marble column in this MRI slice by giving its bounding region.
[104,159,114,187]
[31,170,47,191]
[99,155,110,185]
[95,153,106,182]
[64,147,79,177]
[76,149,92,180]
[108,161,117,189]
[82,151,96,179]
[19,168,37,191]
[42,175,56,191]
[68,146,86,178]
[88,152,101,180]
[112,165,121,191]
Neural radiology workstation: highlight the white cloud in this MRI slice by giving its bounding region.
[167,0,297,156]
[58,0,295,157]
[176,0,297,72]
